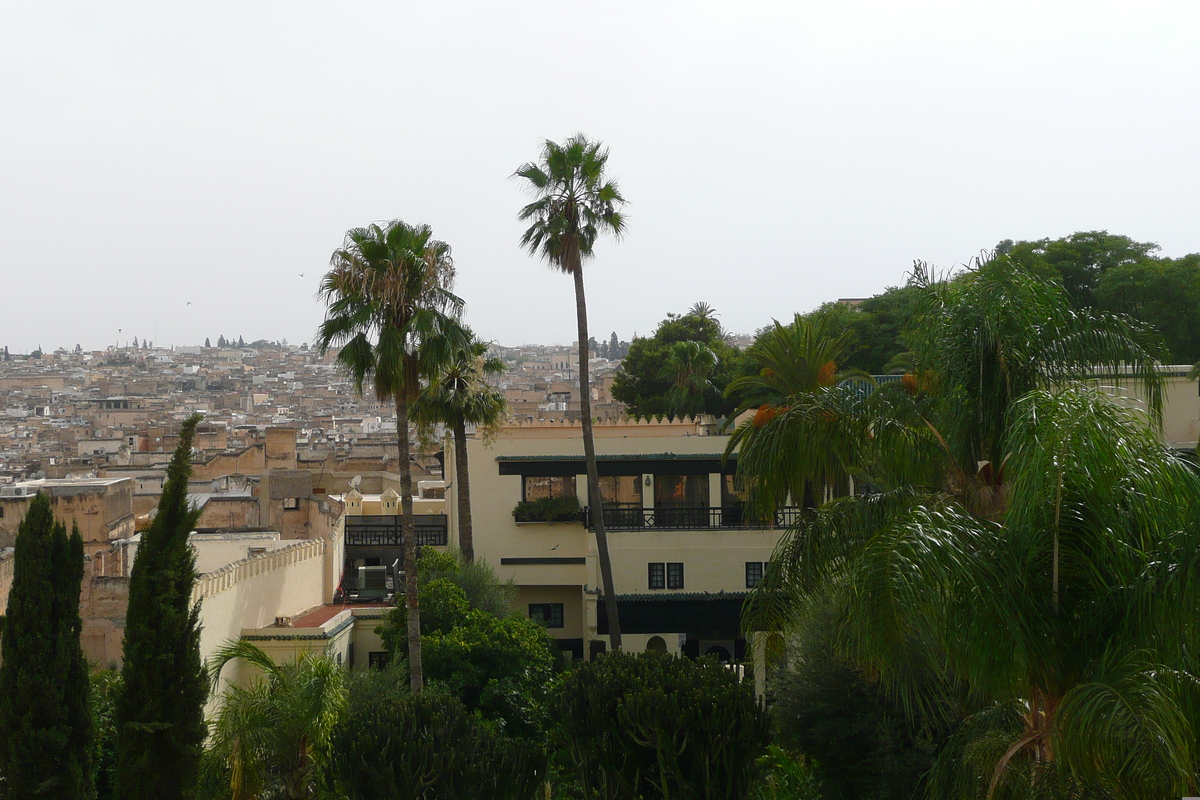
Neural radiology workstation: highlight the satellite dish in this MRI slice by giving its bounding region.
[349,475,362,489]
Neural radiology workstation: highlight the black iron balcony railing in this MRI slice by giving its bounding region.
[581,505,803,531]
[345,514,448,546]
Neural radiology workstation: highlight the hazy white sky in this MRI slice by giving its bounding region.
[2,1,1198,353]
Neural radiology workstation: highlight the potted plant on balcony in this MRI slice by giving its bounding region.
[512,495,582,524]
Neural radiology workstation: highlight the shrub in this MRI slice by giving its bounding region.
[769,603,951,800]
[333,691,545,800]
[512,495,582,523]
[752,746,823,800]
[377,550,560,739]
[554,652,769,800]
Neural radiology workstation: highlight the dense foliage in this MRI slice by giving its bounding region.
[333,691,545,800]
[612,305,745,418]
[0,494,92,799]
[741,255,1200,797]
[770,603,949,800]
[554,652,770,800]
[90,670,121,800]
[512,495,582,523]
[203,640,347,800]
[377,550,559,738]
[114,414,208,800]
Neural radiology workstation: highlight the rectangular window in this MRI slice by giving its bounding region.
[368,651,390,670]
[282,497,300,510]
[745,561,764,589]
[523,475,577,502]
[528,603,565,628]
[648,562,665,590]
[654,474,709,507]
[598,475,643,507]
[667,562,685,590]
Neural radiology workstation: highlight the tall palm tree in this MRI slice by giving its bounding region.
[515,134,628,651]
[741,256,1188,798]
[205,640,347,800]
[412,331,508,563]
[316,219,467,692]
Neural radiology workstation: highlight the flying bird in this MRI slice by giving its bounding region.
[186,302,192,306]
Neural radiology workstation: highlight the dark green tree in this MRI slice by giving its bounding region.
[1002,230,1159,308]
[113,414,207,800]
[612,306,740,418]
[609,331,619,359]
[554,652,769,800]
[377,550,555,738]
[333,692,545,800]
[1095,252,1200,363]
[0,495,92,799]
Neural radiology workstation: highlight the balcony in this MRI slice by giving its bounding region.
[581,505,803,531]
[344,514,448,546]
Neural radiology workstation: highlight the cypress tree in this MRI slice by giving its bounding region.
[0,495,93,799]
[113,415,206,800]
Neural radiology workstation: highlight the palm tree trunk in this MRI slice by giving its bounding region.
[396,396,423,692]
[573,266,622,652]
[454,418,474,563]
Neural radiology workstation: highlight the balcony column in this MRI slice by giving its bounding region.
[708,472,722,527]
[576,473,589,507]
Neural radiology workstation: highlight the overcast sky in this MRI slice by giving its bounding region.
[2,1,1198,353]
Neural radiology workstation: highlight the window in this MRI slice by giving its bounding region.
[528,603,564,628]
[654,475,709,507]
[648,562,665,590]
[368,651,390,670]
[598,475,642,507]
[667,562,685,590]
[745,561,764,589]
[282,497,300,510]
[523,475,577,502]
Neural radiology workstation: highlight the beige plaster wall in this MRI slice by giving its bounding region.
[0,551,13,618]
[196,538,332,710]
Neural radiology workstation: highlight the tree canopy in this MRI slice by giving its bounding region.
[612,305,744,418]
